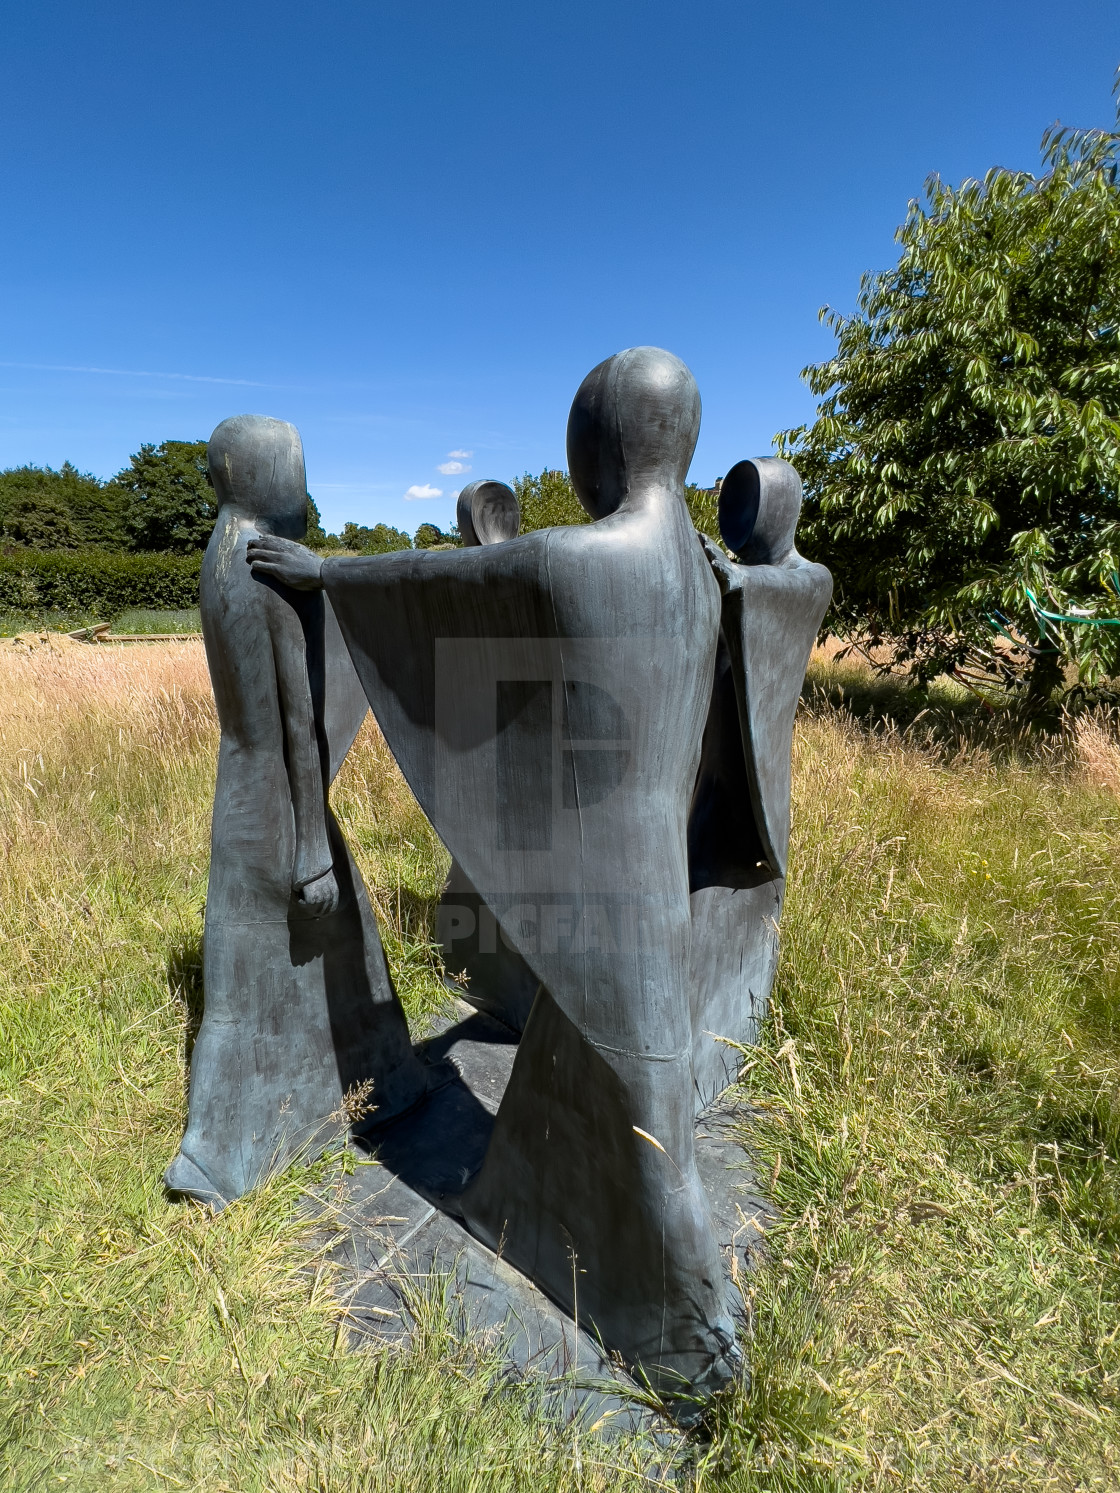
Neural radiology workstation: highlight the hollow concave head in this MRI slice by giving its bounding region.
[718,457,803,565]
[456,480,520,547]
[208,415,308,539]
[566,347,701,520]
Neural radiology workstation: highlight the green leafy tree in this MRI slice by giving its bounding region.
[685,483,721,540]
[514,470,588,531]
[514,467,721,539]
[340,521,412,554]
[113,440,215,553]
[413,521,461,549]
[779,88,1120,697]
[0,463,128,550]
[305,494,329,549]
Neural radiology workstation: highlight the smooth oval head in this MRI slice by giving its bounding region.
[208,414,309,540]
[718,456,803,565]
[456,480,520,547]
[566,346,701,520]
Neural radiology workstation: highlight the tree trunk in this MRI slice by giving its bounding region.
[1024,644,1064,712]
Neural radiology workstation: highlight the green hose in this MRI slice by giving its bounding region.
[1024,585,1120,629]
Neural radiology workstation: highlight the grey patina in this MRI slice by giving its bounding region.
[164,415,434,1207]
[232,354,832,1412]
[438,479,542,1031]
[687,458,832,1106]
[247,351,740,1405]
[455,479,521,549]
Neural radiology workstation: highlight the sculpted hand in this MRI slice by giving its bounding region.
[698,531,728,565]
[297,868,340,916]
[697,529,734,587]
[247,534,324,591]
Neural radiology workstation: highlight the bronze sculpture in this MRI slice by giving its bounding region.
[164,415,435,1206]
[438,479,541,1031]
[247,350,740,1404]
[687,458,832,1105]
[171,355,832,1417]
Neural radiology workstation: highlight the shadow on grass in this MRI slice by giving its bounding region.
[167,930,204,1067]
[389,881,442,946]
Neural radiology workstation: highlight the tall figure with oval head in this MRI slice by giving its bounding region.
[688,458,833,1107]
[248,350,739,1407]
[164,415,431,1207]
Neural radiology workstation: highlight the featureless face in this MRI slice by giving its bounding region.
[207,416,308,538]
[717,458,802,566]
[567,347,701,520]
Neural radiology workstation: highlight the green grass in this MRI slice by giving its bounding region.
[0,606,201,636]
[1,642,1118,1489]
[710,670,1120,1489]
[110,608,201,635]
[0,606,102,635]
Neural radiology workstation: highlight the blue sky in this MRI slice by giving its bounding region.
[2,2,1117,536]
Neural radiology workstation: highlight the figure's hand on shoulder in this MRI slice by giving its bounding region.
[246,534,324,591]
[697,529,734,579]
[297,868,340,916]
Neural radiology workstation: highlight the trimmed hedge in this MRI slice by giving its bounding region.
[0,549,202,616]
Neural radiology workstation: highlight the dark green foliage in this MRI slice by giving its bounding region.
[0,444,218,556]
[113,440,215,553]
[0,550,202,616]
[779,91,1120,690]
[305,494,328,550]
[0,464,128,550]
[340,521,413,554]
[413,522,460,549]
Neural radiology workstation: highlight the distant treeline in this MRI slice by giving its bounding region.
[1,443,220,555]
[1,444,721,558]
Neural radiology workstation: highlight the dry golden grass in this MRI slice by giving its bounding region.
[0,635,213,734]
[1073,708,1120,800]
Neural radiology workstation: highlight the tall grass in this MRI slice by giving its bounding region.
[709,667,1120,1489]
[0,643,657,1490]
[0,642,1118,1489]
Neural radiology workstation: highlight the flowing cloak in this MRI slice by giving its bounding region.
[321,496,739,1398]
[688,540,833,1107]
[437,483,541,1031]
[166,513,425,1205]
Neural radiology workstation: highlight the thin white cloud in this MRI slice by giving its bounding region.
[405,483,443,501]
[437,459,470,475]
[0,359,267,386]
[447,449,473,459]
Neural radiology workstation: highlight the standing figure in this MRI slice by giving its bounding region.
[438,480,540,1032]
[164,415,432,1207]
[247,350,739,1407]
[688,458,832,1107]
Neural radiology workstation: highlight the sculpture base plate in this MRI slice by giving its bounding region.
[307,1004,770,1435]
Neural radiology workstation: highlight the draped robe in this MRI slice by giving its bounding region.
[322,489,738,1399]
[165,509,428,1205]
